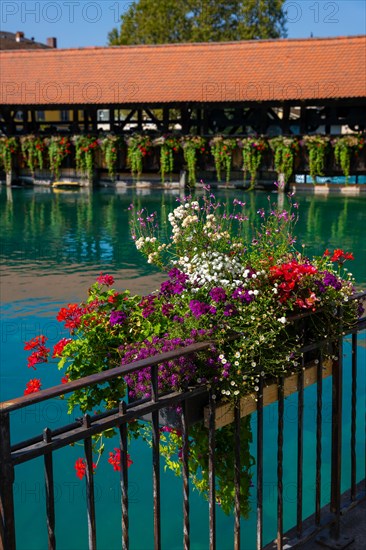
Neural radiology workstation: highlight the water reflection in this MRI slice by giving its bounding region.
[1,186,365,296]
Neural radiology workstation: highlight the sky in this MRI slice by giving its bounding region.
[0,0,365,48]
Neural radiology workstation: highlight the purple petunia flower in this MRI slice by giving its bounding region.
[110,311,127,326]
[223,304,237,317]
[209,287,227,303]
[189,300,210,318]
[232,288,254,303]
[162,303,174,316]
[323,271,342,291]
[168,268,189,285]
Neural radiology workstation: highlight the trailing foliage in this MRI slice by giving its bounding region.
[126,134,153,178]
[153,134,181,182]
[20,135,45,176]
[0,136,18,173]
[209,135,237,183]
[332,134,365,184]
[240,136,268,189]
[73,135,99,180]
[269,136,300,184]
[302,135,331,183]
[4,132,365,186]
[46,136,71,180]
[180,135,206,187]
[100,134,121,179]
[155,416,254,518]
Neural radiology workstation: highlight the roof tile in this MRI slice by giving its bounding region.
[0,36,365,105]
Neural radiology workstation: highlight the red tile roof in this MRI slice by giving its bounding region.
[1,36,365,106]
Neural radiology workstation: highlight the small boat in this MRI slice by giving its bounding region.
[52,181,81,188]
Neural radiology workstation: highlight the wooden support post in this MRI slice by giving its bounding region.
[109,108,115,132]
[163,107,170,133]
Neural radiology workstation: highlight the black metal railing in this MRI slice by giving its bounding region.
[1,292,365,550]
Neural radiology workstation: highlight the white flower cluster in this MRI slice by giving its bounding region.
[177,250,249,289]
[135,236,157,250]
[168,205,200,243]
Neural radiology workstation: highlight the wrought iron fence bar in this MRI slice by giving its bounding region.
[256,378,264,550]
[151,365,161,550]
[208,392,216,550]
[119,402,129,550]
[330,308,344,540]
[10,389,207,465]
[0,292,364,550]
[277,376,284,550]
[43,428,56,550]
[0,411,16,550]
[11,418,83,453]
[83,415,97,550]
[10,386,207,455]
[351,332,357,501]
[296,367,304,537]
[234,403,241,550]
[181,400,190,550]
[315,354,323,525]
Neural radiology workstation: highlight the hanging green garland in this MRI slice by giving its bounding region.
[302,135,330,183]
[240,136,268,190]
[180,135,206,187]
[269,136,300,184]
[20,135,45,177]
[73,135,99,180]
[332,134,365,184]
[153,135,181,182]
[100,135,121,180]
[209,136,238,183]
[46,136,71,180]
[0,136,18,173]
[126,134,153,178]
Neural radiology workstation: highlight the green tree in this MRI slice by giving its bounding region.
[108,0,191,45]
[238,0,287,39]
[109,0,287,45]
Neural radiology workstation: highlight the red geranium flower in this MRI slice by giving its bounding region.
[53,338,72,358]
[24,335,50,369]
[74,458,96,480]
[24,335,47,350]
[75,458,86,479]
[330,249,354,263]
[24,378,42,395]
[57,303,84,329]
[108,448,133,471]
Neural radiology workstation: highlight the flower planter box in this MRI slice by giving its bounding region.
[138,390,210,429]
[204,358,333,430]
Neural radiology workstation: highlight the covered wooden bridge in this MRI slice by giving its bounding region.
[0,35,365,136]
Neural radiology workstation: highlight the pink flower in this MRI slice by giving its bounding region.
[97,273,114,286]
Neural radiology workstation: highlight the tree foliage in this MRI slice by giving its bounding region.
[108,0,287,45]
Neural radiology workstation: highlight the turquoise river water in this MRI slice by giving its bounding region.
[0,185,365,550]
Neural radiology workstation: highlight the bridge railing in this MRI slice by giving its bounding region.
[1,291,365,550]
